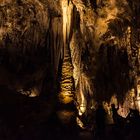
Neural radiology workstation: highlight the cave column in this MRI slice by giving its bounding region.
[59,0,75,105]
[57,0,77,127]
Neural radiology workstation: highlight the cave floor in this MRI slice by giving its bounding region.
[0,86,139,140]
[0,122,139,140]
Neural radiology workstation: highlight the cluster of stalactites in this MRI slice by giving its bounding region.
[0,0,49,51]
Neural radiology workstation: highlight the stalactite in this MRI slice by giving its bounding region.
[62,0,73,48]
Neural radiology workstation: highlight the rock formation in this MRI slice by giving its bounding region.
[0,0,140,127]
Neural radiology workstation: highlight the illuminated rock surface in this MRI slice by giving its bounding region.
[0,0,140,139]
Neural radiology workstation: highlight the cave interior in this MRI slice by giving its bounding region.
[0,0,140,140]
